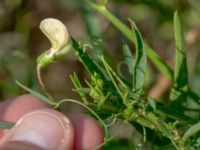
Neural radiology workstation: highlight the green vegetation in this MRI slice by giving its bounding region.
[1,0,200,149]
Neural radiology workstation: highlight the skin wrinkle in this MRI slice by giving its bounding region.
[68,113,103,150]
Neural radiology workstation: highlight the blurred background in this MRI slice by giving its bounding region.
[1,0,200,148]
[1,0,200,99]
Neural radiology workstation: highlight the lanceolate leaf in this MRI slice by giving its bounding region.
[131,22,147,97]
[170,11,188,102]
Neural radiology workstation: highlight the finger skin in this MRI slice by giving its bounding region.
[0,94,50,140]
[0,141,45,150]
[0,94,51,122]
[68,113,103,150]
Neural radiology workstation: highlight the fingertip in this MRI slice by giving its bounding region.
[68,113,103,150]
[0,94,51,122]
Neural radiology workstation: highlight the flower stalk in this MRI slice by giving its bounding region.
[36,18,71,99]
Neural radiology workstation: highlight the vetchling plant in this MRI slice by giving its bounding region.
[1,0,200,149]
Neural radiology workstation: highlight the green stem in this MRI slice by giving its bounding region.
[134,113,180,149]
[101,56,124,99]
[88,103,119,113]
[56,99,109,146]
[36,65,55,102]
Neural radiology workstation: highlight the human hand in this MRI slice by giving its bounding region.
[0,94,103,150]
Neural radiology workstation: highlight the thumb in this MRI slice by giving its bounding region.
[0,109,74,150]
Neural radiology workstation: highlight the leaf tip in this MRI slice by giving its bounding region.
[174,10,180,21]
[128,18,137,30]
[15,80,20,86]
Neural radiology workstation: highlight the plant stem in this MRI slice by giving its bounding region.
[36,65,55,101]
[88,103,119,113]
[56,99,109,147]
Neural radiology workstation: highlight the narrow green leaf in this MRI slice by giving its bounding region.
[156,106,195,123]
[157,144,177,150]
[130,22,147,97]
[170,11,188,102]
[144,43,173,79]
[122,44,133,74]
[188,90,200,104]
[16,80,56,106]
[71,38,106,80]
[182,121,200,144]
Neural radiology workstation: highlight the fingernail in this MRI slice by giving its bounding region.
[2,109,74,150]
